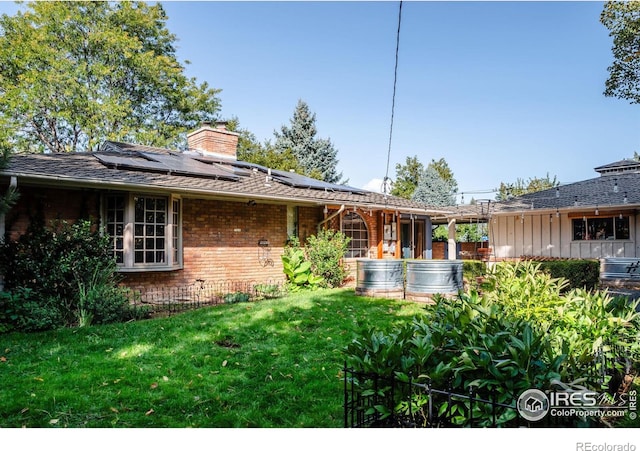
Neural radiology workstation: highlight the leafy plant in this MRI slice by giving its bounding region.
[345,261,640,427]
[253,284,284,299]
[281,237,323,291]
[305,228,350,288]
[223,291,250,304]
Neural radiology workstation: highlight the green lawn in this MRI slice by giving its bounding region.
[0,288,425,428]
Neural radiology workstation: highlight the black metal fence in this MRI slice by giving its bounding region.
[343,365,529,428]
[343,362,633,428]
[128,279,286,316]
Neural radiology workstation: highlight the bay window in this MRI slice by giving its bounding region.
[104,193,182,270]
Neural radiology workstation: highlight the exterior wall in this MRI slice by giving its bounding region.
[489,212,638,260]
[3,186,329,294]
[122,200,325,293]
[3,186,101,240]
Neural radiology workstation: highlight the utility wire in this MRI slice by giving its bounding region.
[383,1,402,195]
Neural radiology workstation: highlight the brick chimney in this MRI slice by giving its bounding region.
[187,121,239,160]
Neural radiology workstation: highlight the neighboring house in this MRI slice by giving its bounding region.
[0,122,451,294]
[486,159,640,260]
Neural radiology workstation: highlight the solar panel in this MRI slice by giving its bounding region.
[269,168,366,194]
[95,152,240,181]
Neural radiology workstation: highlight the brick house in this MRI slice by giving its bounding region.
[0,123,451,294]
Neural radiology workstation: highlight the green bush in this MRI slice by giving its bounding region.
[536,259,600,291]
[0,288,62,333]
[345,260,640,427]
[305,229,350,288]
[253,283,284,299]
[76,263,134,327]
[223,291,250,304]
[0,219,134,331]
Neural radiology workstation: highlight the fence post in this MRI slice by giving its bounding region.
[469,386,475,426]
[343,362,348,428]
[491,387,497,427]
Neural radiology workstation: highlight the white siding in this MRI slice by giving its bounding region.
[489,212,638,259]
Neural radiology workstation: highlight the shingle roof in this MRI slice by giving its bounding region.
[1,142,452,215]
[492,172,640,214]
[594,159,640,174]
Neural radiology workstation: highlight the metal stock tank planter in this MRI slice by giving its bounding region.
[405,260,463,303]
[355,259,404,299]
[600,257,640,289]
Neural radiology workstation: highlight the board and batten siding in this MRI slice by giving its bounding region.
[489,212,638,259]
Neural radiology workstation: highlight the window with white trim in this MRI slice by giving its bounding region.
[342,211,369,258]
[104,193,182,270]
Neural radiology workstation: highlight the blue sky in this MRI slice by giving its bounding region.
[1,1,638,202]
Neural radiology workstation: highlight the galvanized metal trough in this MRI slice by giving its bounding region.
[600,257,640,289]
[405,259,463,303]
[355,259,464,302]
[355,259,404,299]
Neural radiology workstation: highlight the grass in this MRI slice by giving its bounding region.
[0,288,425,428]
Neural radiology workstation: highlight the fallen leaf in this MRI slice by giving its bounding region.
[0,356,6,362]
[222,360,228,367]
[34,377,43,382]
[110,407,119,413]
[49,419,59,425]
[145,409,154,416]
[162,376,169,381]
[150,382,158,389]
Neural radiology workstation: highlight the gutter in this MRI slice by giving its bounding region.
[0,171,456,216]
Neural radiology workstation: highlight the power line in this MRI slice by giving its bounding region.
[383,1,402,194]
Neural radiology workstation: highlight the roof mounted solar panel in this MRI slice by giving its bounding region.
[269,168,366,194]
[95,152,240,181]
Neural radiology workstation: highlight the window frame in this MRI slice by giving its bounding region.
[103,192,183,272]
[571,215,630,241]
[341,211,369,258]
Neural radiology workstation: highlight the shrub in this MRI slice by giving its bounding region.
[0,288,62,333]
[0,219,133,331]
[223,292,251,304]
[253,283,284,299]
[521,258,600,291]
[305,229,350,288]
[345,260,640,427]
[345,292,566,427]
[76,262,134,326]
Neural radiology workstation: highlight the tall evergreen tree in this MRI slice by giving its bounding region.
[273,100,343,183]
[411,165,457,207]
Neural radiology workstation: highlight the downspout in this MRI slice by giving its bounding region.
[318,205,345,232]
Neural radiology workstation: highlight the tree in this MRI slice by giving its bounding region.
[411,165,457,207]
[496,173,559,201]
[600,1,640,104]
[0,1,221,153]
[227,117,306,174]
[390,155,424,199]
[429,158,457,186]
[273,99,343,183]
[0,125,19,218]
